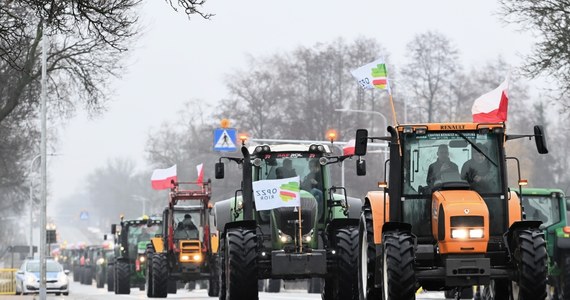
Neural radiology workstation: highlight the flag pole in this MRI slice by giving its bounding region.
[387,90,403,156]
[298,204,303,253]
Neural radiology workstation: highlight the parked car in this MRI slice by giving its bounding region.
[15,259,70,295]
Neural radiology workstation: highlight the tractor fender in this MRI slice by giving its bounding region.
[346,196,363,219]
[327,218,359,232]
[214,198,233,232]
[222,220,257,237]
[505,220,544,253]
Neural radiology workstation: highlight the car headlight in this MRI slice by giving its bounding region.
[26,275,36,284]
[278,230,292,243]
[58,273,68,284]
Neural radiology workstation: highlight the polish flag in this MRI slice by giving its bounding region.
[343,139,356,156]
[472,78,509,123]
[196,163,204,184]
[151,165,177,190]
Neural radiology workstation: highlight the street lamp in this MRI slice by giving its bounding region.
[334,108,389,134]
[28,153,58,259]
[132,195,148,216]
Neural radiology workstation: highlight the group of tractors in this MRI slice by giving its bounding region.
[57,120,570,300]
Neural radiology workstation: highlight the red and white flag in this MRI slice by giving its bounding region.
[196,163,204,184]
[472,78,509,123]
[151,165,177,190]
[343,139,356,156]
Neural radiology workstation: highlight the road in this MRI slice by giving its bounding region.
[0,282,449,300]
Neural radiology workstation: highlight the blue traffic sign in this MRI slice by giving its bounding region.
[213,128,237,152]
[79,211,89,220]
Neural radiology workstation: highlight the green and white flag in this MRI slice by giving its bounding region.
[351,58,391,93]
[252,176,301,210]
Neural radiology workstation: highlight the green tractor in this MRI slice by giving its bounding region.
[94,240,115,290]
[214,143,362,300]
[111,215,162,294]
[518,188,570,299]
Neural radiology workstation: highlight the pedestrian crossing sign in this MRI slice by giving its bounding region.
[213,128,237,152]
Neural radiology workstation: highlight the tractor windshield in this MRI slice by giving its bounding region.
[402,131,502,196]
[127,223,161,258]
[521,195,561,228]
[255,153,325,199]
[173,210,201,240]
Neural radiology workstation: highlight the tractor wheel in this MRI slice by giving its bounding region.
[358,207,382,300]
[107,265,115,292]
[308,278,322,294]
[208,258,220,297]
[381,231,417,300]
[513,229,547,300]
[146,254,154,297]
[225,227,258,300]
[96,271,104,288]
[83,268,92,285]
[150,253,168,297]
[73,266,81,282]
[258,280,265,291]
[323,225,359,300]
[219,238,226,300]
[560,255,570,299]
[115,261,131,294]
[266,279,281,293]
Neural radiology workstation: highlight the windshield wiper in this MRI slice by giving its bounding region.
[454,131,498,167]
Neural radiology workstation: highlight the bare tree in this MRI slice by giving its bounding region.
[499,0,570,104]
[401,31,461,123]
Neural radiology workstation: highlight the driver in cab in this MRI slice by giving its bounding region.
[426,144,459,189]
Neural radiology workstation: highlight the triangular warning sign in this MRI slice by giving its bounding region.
[214,130,236,149]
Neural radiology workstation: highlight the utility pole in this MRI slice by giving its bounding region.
[39,19,48,300]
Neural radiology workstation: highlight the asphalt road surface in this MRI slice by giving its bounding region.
[0,282,449,300]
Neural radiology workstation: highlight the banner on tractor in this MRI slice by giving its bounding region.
[253,176,301,210]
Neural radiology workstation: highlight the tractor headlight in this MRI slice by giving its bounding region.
[302,229,314,243]
[451,228,484,239]
[451,229,468,239]
[278,230,292,243]
[180,254,202,262]
[469,229,484,238]
[139,256,146,263]
[193,254,202,262]
[96,258,105,265]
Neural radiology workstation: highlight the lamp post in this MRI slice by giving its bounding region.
[132,195,148,216]
[28,153,58,259]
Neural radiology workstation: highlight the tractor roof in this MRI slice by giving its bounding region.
[248,143,332,154]
[518,187,565,196]
[396,122,505,132]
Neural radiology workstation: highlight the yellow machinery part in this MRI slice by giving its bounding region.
[151,237,164,253]
[0,269,17,295]
[210,233,219,253]
[508,191,522,226]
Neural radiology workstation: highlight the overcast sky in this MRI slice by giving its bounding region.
[49,0,535,202]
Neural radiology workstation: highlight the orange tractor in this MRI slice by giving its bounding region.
[354,123,549,299]
[146,180,219,297]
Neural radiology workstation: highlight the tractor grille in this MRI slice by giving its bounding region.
[272,197,317,237]
[450,216,484,227]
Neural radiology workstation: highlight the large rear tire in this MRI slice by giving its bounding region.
[115,261,131,294]
[323,225,359,300]
[151,253,168,297]
[208,256,220,297]
[558,255,570,299]
[219,239,226,300]
[513,229,547,300]
[225,228,258,300]
[358,207,382,300]
[381,231,417,300]
[95,270,104,288]
[107,265,115,292]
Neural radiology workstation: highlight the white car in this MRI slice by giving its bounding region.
[15,259,70,295]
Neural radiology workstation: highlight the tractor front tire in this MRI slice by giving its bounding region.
[513,229,547,300]
[323,225,359,300]
[115,261,131,294]
[150,253,168,297]
[107,265,115,292]
[381,231,417,300]
[219,239,226,300]
[208,258,220,297]
[359,207,382,300]
[266,279,281,293]
[225,227,258,300]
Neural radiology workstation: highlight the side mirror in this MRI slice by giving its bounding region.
[356,159,366,176]
[103,234,107,241]
[355,129,368,156]
[215,162,225,179]
[111,224,116,234]
[534,125,548,154]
